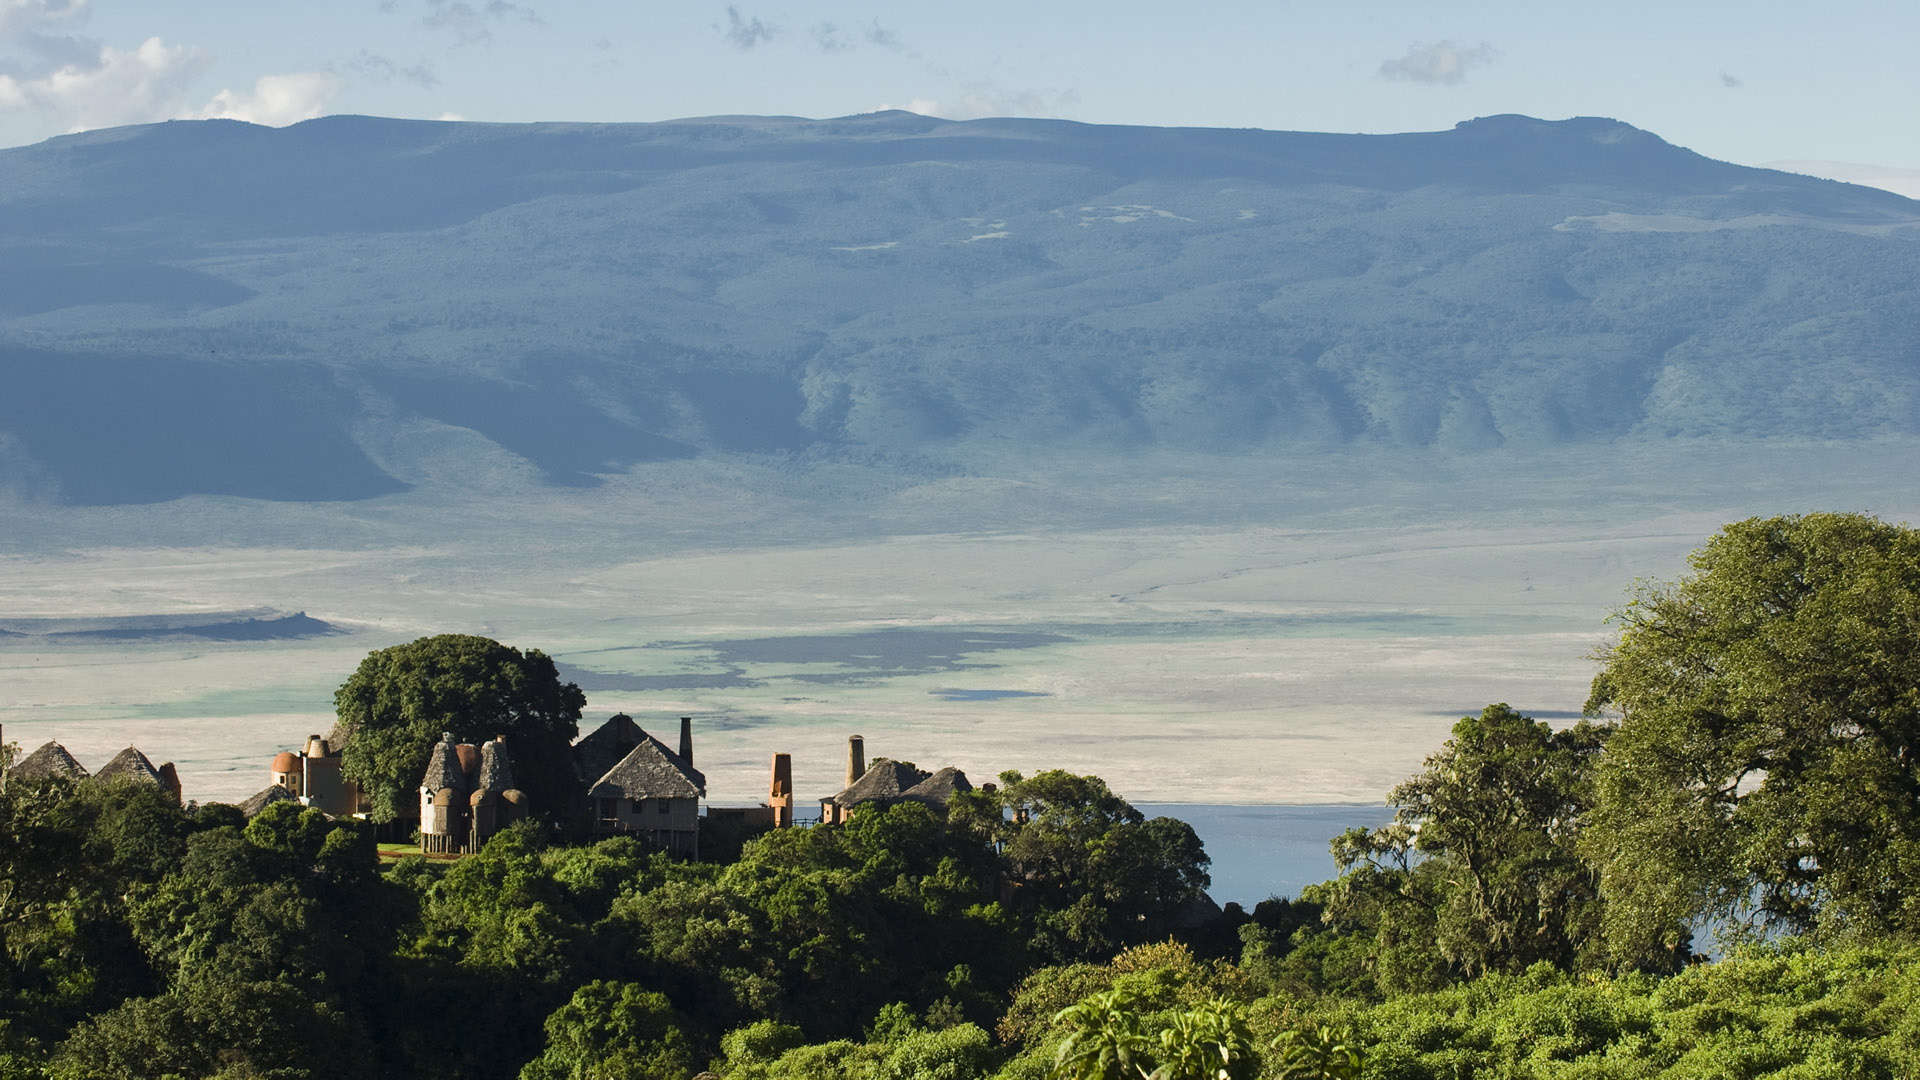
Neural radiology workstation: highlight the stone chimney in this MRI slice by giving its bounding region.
[679,716,693,766]
[845,734,866,787]
[769,752,794,827]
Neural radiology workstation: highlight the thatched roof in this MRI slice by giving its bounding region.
[589,733,706,801]
[477,739,515,792]
[572,713,645,783]
[239,784,297,817]
[92,746,162,787]
[899,766,973,808]
[420,737,467,793]
[9,741,88,782]
[828,758,930,807]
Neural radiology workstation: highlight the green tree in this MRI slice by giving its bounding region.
[1388,704,1610,975]
[0,774,193,1047]
[1304,706,1614,997]
[1269,1024,1362,1080]
[520,981,697,1080]
[1052,989,1155,1080]
[333,634,585,823]
[1051,991,1258,1080]
[1583,513,1920,958]
[968,771,1211,963]
[1147,998,1258,1080]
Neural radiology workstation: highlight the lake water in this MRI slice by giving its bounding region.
[1138,803,1396,908]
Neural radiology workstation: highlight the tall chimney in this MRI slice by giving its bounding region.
[846,734,866,787]
[769,753,794,828]
[679,716,693,766]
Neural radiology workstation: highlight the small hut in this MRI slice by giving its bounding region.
[239,783,298,817]
[821,738,971,824]
[8,741,90,785]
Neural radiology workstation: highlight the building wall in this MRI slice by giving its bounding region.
[594,795,698,854]
[301,755,358,814]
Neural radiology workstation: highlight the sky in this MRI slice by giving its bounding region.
[0,0,1916,192]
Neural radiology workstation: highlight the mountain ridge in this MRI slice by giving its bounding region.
[0,112,1914,505]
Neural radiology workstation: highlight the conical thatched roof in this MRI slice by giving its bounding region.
[828,758,930,807]
[899,766,973,808]
[9,741,88,782]
[477,739,515,792]
[239,784,297,817]
[589,734,706,800]
[420,736,467,793]
[92,746,162,787]
[572,714,645,783]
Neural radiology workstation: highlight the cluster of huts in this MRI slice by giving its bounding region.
[0,724,185,801]
[3,719,974,861]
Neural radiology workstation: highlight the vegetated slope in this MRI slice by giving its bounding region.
[0,111,1914,504]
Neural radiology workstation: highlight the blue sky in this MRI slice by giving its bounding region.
[1,1,1915,187]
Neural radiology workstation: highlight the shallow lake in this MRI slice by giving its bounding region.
[1137,803,1396,908]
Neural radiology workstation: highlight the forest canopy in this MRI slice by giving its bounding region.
[3,513,1919,1079]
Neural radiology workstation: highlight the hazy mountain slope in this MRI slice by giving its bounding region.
[0,112,1914,504]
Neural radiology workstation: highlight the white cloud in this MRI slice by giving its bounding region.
[0,0,88,39]
[436,111,467,122]
[198,71,339,126]
[882,88,1077,121]
[0,3,341,134]
[0,36,210,129]
[1379,40,1497,86]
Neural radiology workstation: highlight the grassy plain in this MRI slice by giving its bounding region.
[2,442,1912,809]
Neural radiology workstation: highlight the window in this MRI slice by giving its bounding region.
[656,798,671,815]
[599,798,618,819]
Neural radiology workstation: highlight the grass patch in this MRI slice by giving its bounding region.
[377,842,462,862]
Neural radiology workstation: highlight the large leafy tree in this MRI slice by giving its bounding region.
[956,771,1211,963]
[334,634,586,823]
[1387,703,1611,975]
[520,981,697,1080]
[1309,705,1620,995]
[1583,513,1920,957]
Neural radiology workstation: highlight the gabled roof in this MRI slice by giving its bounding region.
[420,738,467,793]
[589,733,706,800]
[9,741,89,782]
[239,784,297,817]
[477,740,515,793]
[828,758,930,806]
[899,766,973,807]
[92,746,162,787]
[572,713,646,784]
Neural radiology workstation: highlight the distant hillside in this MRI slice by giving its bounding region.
[0,112,1914,505]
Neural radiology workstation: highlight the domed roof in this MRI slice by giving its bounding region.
[432,787,460,807]
[271,751,299,774]
[469,789,498,807]
[501,789,529,805]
